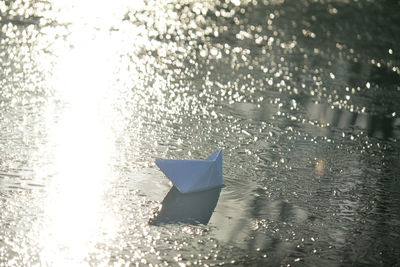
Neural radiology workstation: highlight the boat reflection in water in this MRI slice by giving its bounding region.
[149,186,222,225]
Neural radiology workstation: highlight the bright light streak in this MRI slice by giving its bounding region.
[37,0,140,264]
[40,44,115,265]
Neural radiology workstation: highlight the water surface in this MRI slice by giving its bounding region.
[1,0,400,266]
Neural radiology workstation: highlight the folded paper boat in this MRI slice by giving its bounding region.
[155,150,222,194]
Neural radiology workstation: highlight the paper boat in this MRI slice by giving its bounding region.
[149,186,221,225]
[155,150,222,194]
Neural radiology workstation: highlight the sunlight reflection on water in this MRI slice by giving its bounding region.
[0,0,399,266]
[33,1,135,265]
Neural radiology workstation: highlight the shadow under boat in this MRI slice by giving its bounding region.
[149,186,222,225]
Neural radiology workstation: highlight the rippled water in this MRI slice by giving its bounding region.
[1,0,400,266]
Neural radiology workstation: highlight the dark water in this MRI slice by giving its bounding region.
[1,0,400,266]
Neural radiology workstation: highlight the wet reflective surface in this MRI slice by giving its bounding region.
[150,186,221,225]
[1,0,400,266]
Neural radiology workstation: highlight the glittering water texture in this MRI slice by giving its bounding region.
[1,0,400,266]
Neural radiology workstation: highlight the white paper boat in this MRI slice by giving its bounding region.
[155,150,222,194]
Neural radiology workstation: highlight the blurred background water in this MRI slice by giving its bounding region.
[1,0,400,266]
